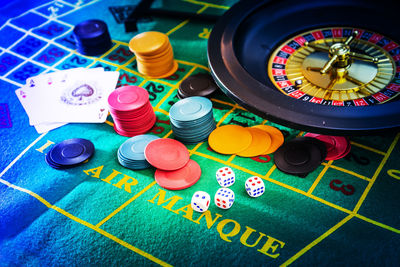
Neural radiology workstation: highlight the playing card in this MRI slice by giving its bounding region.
[26,67,104,90]
[34,122,66,134]
[15,85,45,125]
[27,69,119,124]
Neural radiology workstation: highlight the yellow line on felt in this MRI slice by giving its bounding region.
[119,65,144,78]
[226,154,236,163]
[264,164,276,178]
[163,130,173,138]
[196,5,208,13]
[353,133,400,214]
[155,66,197,110]
[154,108,169,116]
[350,141,386,156]
[0,179,171,267]
[104,120,114,127]
[121,55,138,69]
[307,160,333,195]
[355,214,400,234]
[189,142,204,155]
[0,133,47,178]
[176,59,209,71]
[216,107,236,127]
[96,181,157,227]
[323,163,371,182]
[182,0,230,9]
[166,20,190,36]
[281,214,354,266]
[138,79,148,87]
[112,39,129,46]
[211,98,246,110]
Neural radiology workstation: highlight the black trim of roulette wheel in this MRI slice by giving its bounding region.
[208,0,400,135]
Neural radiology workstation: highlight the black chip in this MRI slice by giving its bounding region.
[73,19,112,56]
[178,73,219,98]
[273,137,326,177]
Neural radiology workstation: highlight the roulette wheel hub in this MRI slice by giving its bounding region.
[208,0,400,134]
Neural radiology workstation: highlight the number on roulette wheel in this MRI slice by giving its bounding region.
[208,0,400,134]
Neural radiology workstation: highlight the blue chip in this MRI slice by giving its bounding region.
[119,134,160,161]
[73,19,112,56]
[49,138,95,167]
[169,96,212,122]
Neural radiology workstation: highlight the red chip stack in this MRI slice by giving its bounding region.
[108,85,156,137]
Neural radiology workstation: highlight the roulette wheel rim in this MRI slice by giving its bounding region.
[208,0,400,134]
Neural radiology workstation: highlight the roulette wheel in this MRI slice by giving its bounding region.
[208,0,400,134]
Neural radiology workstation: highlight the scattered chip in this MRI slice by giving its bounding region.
[305,133,351,160]
[237,127,272,157]
[154,159,201,190]
[73,19,112,56]
[252,125,284,154]
[144,138,190,171]
[46,138,94,169]
[178,73,219,99]
[274,137,326,177]
[208,125,252,155]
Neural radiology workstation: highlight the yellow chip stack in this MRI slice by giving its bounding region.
[129,31,178,78]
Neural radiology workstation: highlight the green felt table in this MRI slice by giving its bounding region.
[0,0,399,266]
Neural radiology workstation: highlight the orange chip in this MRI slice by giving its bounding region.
[252,125,284,154]
[129,31,169,56]
[208,125,252,154]
[237,127,272,157]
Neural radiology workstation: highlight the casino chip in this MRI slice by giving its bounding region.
[144,138,190,171]
[169,96,216,144]
[108,86,156,137]
[208,125,252,155]
[46,138,95,169]
[274,137,326,177]
[236,127,272,157]
[178,73,219,99]
[73,19,112,56]
[304,133,351,160]
[117,134,160,170]
[154,159,201,190]
[252,125,284,154]
[129,31,178,78]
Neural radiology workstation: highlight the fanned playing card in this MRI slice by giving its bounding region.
[15,68,120,133]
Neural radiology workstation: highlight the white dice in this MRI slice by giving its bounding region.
[191,191,210,212]
[245,176,265,197]
[214,188,235,209]
[216,166,235,187]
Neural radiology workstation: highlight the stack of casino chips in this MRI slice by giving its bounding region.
[129,31,178,78]
[169,96,216,144]
[117,134,160,170]
[73,19,112,56]
[108,85,156,137]
[45,138,95,169]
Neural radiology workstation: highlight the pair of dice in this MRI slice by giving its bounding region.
[217,167,265,198]
[191,188,235,213]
